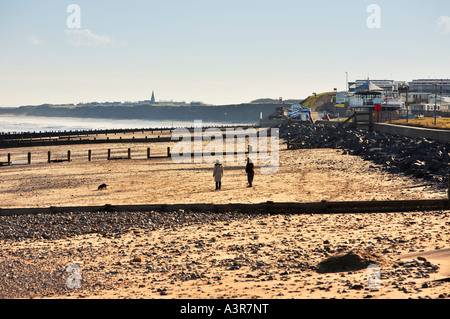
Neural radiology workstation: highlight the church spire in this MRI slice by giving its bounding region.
[151,91,155,103]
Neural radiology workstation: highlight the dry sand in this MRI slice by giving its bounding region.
[0,138,449,300]
[0,142,447,208]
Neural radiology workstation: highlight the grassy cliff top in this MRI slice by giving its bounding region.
[301,92,335,110]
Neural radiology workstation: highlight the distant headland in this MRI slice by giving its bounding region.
[0,94,303,124]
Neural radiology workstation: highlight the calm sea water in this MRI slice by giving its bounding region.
[0,115,253,133]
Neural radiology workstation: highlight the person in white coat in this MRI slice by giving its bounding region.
[213,160,224,190]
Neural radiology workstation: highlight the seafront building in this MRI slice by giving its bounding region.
[348,79,402,92]
[409,79,450,94]
[334,78,450,118]
[335,80,404,115]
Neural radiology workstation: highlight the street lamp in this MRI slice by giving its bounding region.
[345,72,348,92]
[399,85,409,123]
[434,84,437,126]
[405,86,409,123]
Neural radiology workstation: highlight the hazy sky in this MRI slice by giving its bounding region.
[1,0,450,107]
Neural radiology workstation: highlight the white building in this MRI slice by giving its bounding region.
[348,81,403,110]
[409,104,439,113]
[401,92,431,103]
[335,91,353,104]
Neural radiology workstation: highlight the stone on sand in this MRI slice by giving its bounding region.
[317,249,392,273]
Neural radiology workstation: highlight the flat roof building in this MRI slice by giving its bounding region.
[409,79,450,94]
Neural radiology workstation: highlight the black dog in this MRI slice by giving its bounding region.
[98,183,108,190]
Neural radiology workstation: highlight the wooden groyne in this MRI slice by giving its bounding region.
[0,125,266,149]
[0,199,448,217]
[0,136,173,148]
[0,124,257,140]
[1,146,258,166]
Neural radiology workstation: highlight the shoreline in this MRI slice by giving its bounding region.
[0,114,257,135]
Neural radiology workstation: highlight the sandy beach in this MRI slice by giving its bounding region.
[0,140,447,208]
[0,136,449,300]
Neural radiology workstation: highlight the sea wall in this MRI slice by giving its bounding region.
[280,122,450,186]
[373,123,450,143]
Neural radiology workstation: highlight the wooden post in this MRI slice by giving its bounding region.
[7,153,11,165]
[67,150,71,162]
[108,149,111,160]
[48,151,51,163]
[448,173,450,201]
[28,152,31,164]
[128,148,131,159]
[147,147,150,159]
[88,150,92,162]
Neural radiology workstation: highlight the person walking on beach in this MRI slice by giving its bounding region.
[246,157,254,187]
[213,160,224,190]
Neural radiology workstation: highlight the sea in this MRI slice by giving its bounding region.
[0,115,254,134]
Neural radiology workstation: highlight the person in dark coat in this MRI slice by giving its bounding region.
[245,158,254,187]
